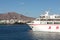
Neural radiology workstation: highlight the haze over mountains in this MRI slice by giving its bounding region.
[0,12,35,22]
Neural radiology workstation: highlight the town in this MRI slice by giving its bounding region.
[0,12,35,24]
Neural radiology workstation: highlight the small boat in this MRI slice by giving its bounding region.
[27,11,60,32]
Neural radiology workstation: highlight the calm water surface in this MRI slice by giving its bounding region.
[0,24,60,40]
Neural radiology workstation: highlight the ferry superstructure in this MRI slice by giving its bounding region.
[28,11,60,32]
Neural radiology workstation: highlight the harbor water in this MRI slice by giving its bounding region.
[0,24,60,40]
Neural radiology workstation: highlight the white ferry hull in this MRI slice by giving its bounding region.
[27,11,60,32]
[29,24,60,32]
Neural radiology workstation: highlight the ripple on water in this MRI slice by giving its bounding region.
[30,31,60,40]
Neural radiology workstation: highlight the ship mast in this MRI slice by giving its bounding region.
[45,11,49,16]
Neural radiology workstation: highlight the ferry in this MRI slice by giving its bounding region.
[27,11,60,32]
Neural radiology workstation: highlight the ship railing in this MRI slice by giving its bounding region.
[40,18,60,19]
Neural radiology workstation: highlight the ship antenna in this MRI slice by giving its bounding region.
[45,11,49,16]
[45,8,51,16]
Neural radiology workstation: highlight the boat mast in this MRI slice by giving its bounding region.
[45,11,49,16]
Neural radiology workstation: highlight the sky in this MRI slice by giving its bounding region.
[0,0,60,17]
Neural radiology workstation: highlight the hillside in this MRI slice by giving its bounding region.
[0,12,35,23]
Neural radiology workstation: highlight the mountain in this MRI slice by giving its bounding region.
[0,12,35,23]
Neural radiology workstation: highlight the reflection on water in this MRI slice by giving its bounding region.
[0,25,60,40]
[31,31,60,40]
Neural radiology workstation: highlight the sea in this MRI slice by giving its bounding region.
[0,24,60,40]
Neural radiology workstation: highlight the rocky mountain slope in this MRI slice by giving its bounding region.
[0,12,35,23]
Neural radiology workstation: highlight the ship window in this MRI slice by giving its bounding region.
[35,19,40,21]
[40,19,47,21]
[47,22,53,24]
[55,16,60,18]
[40,19,60,21]
[40,16,45,18]
[54,22,60,24]
[40,22,46,24]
